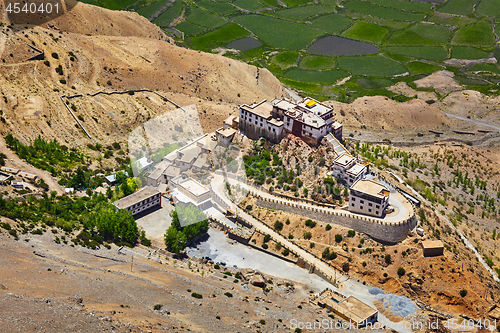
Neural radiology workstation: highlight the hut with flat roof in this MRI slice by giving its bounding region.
[113,187,161,217]
[422,240,444,257]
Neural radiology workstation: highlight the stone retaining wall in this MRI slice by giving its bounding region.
[256,196,417,244]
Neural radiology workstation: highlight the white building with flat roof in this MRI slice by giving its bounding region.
[331,153,368,187]
[113,186,161,216]
[171,175,212,210]
[348,179,390,218]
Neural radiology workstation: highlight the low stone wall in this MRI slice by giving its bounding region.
[256,196,417,244]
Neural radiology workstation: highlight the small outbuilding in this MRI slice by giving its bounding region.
[422,240,444,257]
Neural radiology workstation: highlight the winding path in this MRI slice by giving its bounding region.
[444,112,500,131]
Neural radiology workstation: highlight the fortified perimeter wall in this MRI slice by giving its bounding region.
[255,196,417,244]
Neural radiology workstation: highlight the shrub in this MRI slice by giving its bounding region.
[347,230,355,237]
[44,60,50,67]
[259,319,266,325]
[262,243,268,249]
[9,229,17,237]
[460,289,467,297]
[335,234,343,243]
[153,304,163,310]
[1,222,11,230]
[303,232,312,240]
[383,272,388,277]
[322,247,337,260]
[305,219,316,228]
[325,224,332,231]
[191,292,203,299]
[245,205,252,211]
[224,292,233,297]
[397,267,406,277]
[274,221,283,231]
[59,79,66,84]
[214,264,220,269]
[282,249,289,256]
[32,229,43,235]
[384,254,391,264]
[51,52,59,59]
[263,234,271,242]
[310,242,315,248]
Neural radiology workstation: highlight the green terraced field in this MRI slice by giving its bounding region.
[452,21,496,47]
[271,51,299,68]
[186,7,228,29]
[275,5,336,21]
[342,21,388,43]
[136,0,170,19]
[383,46,449,60]
[311,14,353,34]
[197,0,239,15]
[344,1,426,21]
[438,0,477,15]
[188,23,249,50]
[337,55,407,76]
[233,15,323,49]
[175,21,206,35]
[285,68,349,85]
[406,61,443,75]
[88,0,500,100]
[451,47,491,59]
[476,0,500,16]
[299,56,337,70]
[467,63,500,74]
[367,0,433,12]
[153,0,183,26]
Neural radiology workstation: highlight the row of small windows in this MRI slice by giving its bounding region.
[351,197,380,209]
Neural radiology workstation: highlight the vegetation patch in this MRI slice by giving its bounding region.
[451,46,491,59]
[175,21,206,36]
[343,1,426,21]
[452,21,496,47]
[153,0,184,27]
[409,24,453,44]
[233,0,264,11]
[299,55,336,70]
[285,68,348,85]
[387,29,439,45]
[307,35,379,56]
[383,46,448,60]
[406,61,443,75]
[311,14,352,34]
[233,15,322,49]
[186,7,228,29]
[189,23,249,50]
[366,0,433,12]
[197,0,239,15]
[467,63,500,75]
[337,55,407,76]
[342,21,388,43]
[282,0,311,6]
[275,4,336,21]
[164,204,209,253]
[137,0,170,19]
[438,0,477,15]
[271,51,299,68]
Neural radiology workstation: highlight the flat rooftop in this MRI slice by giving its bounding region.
[338,296,378,322]
[272,98,296,111]
[301,112,326,128]
[351,179,389,199]
[216,127,237,137]
[422,240,444,249]
[297,97,333,116]
[334,153,355,167]
[113,187,160,209]
[332,121,342,130]
[347,163,366,176]
[240,100,273,119]
[179,178,210,197]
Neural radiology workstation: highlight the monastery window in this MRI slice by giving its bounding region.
[352,198,355,201]
[360,206,363,210]
[368,203,372,207]
[368,209,372,213]
[376,205,379,209]
[351,203,354,207]
[376,211,379,215]
[360,200,364,204]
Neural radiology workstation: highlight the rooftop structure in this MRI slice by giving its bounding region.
[239,97,339,146]
[113,186,161,216]
[314,290,378,328]
[0,171,12,182]
[349,179,390,218]
[10,179,24,189]
[105,171,129,186]
[1,167,19,174]
[216,127,237,147]
[19,171,37,181]
[135,156,153,173]
[331,153,367,187]
[223,115,239,130]
[422,240,444,257]
[171,175,212,210]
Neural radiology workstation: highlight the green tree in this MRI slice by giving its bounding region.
[164,225,187,253]
[335,234,343,243]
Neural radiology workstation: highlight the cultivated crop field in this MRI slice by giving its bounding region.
[83,0,500,101]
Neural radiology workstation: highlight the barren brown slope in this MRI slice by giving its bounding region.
[0,4,287,147]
